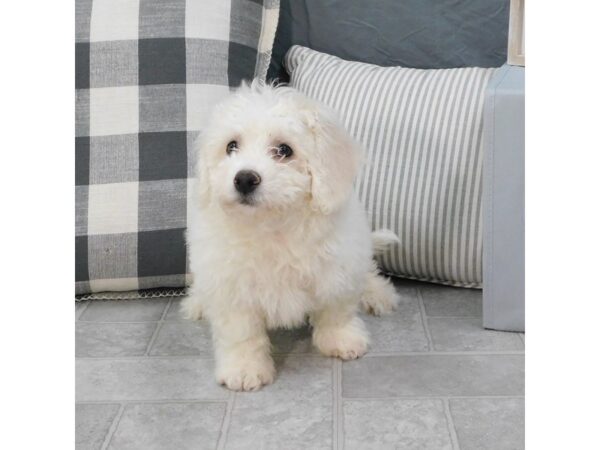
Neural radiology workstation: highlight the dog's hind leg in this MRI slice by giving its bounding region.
[311,301,369,360]
[360,263,399,316]
[180,290,204,320]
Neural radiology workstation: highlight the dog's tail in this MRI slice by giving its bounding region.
[363,230,401,315]
[371,229,400,256]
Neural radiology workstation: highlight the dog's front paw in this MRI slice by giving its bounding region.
[216,358,276,392]
[313,317,369,360]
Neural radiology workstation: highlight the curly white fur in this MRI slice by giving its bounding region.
[181,81,399,391]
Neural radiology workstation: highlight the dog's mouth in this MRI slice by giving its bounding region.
[238,195,256,206]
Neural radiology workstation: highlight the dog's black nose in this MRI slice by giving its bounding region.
[234,170,261,195]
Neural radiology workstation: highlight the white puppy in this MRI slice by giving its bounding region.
[182,81,400,391]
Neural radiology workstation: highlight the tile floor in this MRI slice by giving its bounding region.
[76,278,524,450]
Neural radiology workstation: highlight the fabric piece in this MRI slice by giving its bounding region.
[75,0,280,294]
[286,46,495,287]
[268,0,509,81]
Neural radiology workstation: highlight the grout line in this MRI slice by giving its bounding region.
[77,354,321,361]
[417,289,435,351]
[77,399,228,405]
[332,362,338,450]
[144,322,163,356]
[159,298,173,321]
[100,403,125,450]
[77,355,216,361]
[332,359,343,450]
[216,391,235,450]
[425,315,481,319]
[76,350,525,362]
[75,301,90,321]
[443,398,461,450]
[427,317,480,321]
[78,320,164,324]
[337,360,344,450]
[143,298,172,356]
[363,350,525,357]
[342,395,524,401]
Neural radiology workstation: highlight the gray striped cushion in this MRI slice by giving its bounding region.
[285,46,496,288]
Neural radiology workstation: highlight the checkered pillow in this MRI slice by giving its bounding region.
[75,0,280,295]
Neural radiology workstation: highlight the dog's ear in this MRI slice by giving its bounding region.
[192,133,212,208]
[305,105,362,215]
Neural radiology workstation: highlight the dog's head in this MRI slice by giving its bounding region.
[194,81,361,217]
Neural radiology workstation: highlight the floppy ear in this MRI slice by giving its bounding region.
[192,133,212,208]
[306,106,362,215]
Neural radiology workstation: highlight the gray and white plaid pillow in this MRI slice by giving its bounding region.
[75,0,279,295]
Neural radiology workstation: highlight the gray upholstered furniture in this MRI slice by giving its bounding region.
[269,0,525,332]
[269,0,510,80]
[483,64,525,332]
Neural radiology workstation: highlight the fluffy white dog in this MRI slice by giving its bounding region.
[181,81,400,391]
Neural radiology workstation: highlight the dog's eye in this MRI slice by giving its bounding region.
[226,141,238,155]
[275,143,293,159]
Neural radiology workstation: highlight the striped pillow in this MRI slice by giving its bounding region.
[285,46,496,288]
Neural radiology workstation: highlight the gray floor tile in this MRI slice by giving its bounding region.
[74,286,524,449]
[361,287,429,353]
[343,354,524,398]
[266,356,333,399]
[76,301,89,320]
[76,358,228,401]
[226,399,332,450]
[163,297,186,321]
[450,398,524,450]
[150,320,318,357]
[76,403,120,450]
[225,357,333,449]
[428,318,524,351]
[108,402,226,450]
[269,325,316,354]
[420,284,482,317]
[76,322,157,357]
[79,299,169,322]
[343,399,452,450]
[149,321,213,357]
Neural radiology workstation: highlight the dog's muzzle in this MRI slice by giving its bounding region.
[234,170,261,197]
